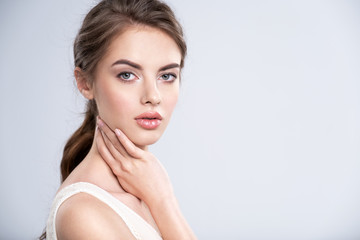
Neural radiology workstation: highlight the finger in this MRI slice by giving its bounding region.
[97,116,128,157]
[95,128,123,176]
[115,128,143,158]
[99,128,129,163]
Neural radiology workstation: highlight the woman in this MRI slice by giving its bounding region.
[43,0,196,239]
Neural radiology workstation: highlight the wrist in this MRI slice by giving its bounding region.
[146,193,196,240]
[147,192,179,213]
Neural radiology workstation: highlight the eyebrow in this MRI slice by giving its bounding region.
[112,59,142,70]
[111,59,180,72]
[159,63,180,71]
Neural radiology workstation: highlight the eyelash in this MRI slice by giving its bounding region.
[117,72,178,83]
[160,73,177,82]
[117,72,137,82]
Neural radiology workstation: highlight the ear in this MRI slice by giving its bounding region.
[75,67,94,100]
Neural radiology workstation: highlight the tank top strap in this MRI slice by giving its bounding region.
[46,182,162,240]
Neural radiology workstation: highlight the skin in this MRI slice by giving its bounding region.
[56,25,196,239]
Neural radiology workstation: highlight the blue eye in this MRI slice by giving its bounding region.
[118,72,137,81]
[160,73,176,81]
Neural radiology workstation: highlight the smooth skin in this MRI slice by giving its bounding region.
[55,25,196,239]
[97,118,196,240]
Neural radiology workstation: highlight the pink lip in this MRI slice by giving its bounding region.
[135,111,162,129]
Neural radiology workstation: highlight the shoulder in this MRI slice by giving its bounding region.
[55,192,135,240]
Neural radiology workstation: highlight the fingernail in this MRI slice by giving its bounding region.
[97,118,103,127]
[115,129,121,136]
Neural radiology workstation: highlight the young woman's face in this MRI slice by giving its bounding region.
[92,26,181,148]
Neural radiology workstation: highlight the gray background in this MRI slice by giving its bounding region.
[1,0,360,239]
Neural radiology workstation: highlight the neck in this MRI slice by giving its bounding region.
[78,138,125,193]
[68,131,148,193]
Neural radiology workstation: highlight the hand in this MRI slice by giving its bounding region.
[95,116,197,240]
[95,116,174,206]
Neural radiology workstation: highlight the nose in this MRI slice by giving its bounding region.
[141,80,161,105]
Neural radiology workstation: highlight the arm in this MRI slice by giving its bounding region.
[146,194,196,240]
[96,117,197,240]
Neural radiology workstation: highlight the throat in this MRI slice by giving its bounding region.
[78,142,127,194]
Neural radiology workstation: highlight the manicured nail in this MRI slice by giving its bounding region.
[97,118,103,127]
[115,129,121,136]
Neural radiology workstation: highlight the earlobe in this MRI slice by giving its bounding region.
[75,67,94,100]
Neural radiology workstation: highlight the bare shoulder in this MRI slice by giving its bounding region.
[56,192,136,240]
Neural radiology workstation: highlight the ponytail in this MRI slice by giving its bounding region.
[39,97,97,240]
[41,0,187,238]
[60,99,97,182]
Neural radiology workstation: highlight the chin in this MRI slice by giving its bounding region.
[127,130,163,147]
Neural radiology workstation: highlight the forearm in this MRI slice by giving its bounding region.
[148,195,197,240]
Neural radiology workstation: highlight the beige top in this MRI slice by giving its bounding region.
[46,182,162,240]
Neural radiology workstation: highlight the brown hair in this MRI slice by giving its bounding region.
[61,0,186,182]
[40,0,186,238]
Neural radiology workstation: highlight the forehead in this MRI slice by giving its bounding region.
[103,25,181,68]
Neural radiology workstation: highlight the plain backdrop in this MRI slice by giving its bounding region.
[1,0,360,239]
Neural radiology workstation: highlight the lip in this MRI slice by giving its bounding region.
[135,111,162,129]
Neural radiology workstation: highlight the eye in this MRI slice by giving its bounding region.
[117,72,137,81]
[159,73,177,82]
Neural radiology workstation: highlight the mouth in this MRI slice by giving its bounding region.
[135,111,162,129]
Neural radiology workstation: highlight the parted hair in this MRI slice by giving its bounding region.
[40,0,186,239]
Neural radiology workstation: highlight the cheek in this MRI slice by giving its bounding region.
[96,85,135,129]
[163,90,179,116]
